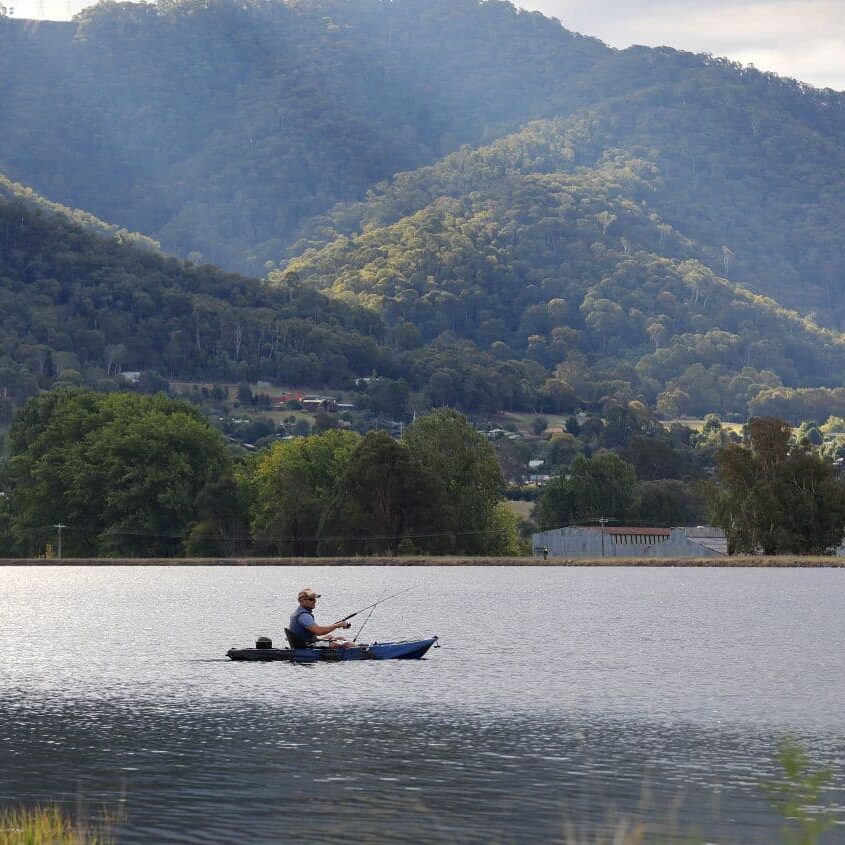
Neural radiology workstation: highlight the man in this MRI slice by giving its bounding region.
[288,587,353,649]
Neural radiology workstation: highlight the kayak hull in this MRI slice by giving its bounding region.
[226,636,437,662]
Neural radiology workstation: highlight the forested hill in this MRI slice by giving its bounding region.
[2,0,843,311]
[0,172,161,253]
[283,125,845,421]
[0,193,553,417]
[3,0,845,421]
[0,0,607,272]
[0,194,392,399]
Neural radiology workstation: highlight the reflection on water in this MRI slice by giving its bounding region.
[0,566,844,842]
[6,696,844,844]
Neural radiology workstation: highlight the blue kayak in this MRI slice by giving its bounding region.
[226,636,438,662]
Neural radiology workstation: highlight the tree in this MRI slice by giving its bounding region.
[629,480,705,526]
[534,451,637,530]
[236,382,253,405]
[531,416,548,436]
[250,429,360,555]
[623,435,690,481]
[185,473,253,557]
[3,389,233,556]
[710,416,845,554]
[318,432,443,556]
[403,409,505,554]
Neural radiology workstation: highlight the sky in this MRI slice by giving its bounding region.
[6,0,844,91]
[520,0,845,90]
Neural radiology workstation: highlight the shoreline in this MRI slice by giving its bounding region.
[2,556,845,567]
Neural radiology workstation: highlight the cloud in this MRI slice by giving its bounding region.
[520,0,845,90]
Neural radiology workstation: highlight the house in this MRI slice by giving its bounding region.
[302,397,337,412]
[531,525,726,558]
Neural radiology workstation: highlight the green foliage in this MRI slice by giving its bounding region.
[287,124,845,419]
[0,0,605,272]
[318,431,442,556]
[531,416,548,436]
[0,802,116,844]
[2,0,845,426]
[2,389,232,556]
[710,417,845,554]
[487,501,527,556]
[403,408,505,554]
[762,738,836,845]
[535,452,637,530]
[185,476,252,557]
[250,428,361,555]
[0,196,388,398]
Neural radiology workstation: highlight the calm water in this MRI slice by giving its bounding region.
[0,565,843,843]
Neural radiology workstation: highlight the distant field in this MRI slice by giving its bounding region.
[663,418,745,434]
[494,412,750,437]
[493,411,571,434]
[506,500,535,521]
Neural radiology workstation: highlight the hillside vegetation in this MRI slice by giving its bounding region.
[284,125,845,420]
[0,193,549,419]
[1,0,845,421]
[0,0,607,272]
[1,0,843,318]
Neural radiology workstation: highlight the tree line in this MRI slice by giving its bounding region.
[0,390,518,558]
[0,195,549,419]
[285,127,845,421]
[533,413,845,555]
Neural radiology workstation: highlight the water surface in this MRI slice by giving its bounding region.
[0,566,843,842]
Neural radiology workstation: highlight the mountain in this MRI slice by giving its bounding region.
[0,0,608,272]
[0,189,549,418]
[282,121,845,420]
[1,0,843,315]
[0,192,387,395]
[0,171,162,252]
[2,0,845,421]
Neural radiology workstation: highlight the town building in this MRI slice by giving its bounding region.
[531,525,726,558]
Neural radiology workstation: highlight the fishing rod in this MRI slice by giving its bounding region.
[352,595,382,643]
[339,583,421,623]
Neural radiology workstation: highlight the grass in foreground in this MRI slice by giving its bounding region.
[0,804,115,845]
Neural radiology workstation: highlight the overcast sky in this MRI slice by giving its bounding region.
[520,0,845,90]
[8,0,844,91]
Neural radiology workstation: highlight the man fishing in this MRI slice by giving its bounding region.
[288,587,353,649]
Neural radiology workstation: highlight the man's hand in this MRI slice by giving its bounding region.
[336,620,351,630]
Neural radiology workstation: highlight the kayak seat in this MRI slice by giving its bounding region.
[284,627,310,649]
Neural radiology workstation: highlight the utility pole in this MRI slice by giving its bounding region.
[53,524,66,559]
[588,516,616,558]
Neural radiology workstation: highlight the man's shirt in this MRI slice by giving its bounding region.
[289,606,317,644]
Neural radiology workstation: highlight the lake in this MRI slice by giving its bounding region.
[0,565,843,843]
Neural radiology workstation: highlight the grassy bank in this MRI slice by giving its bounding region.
[0,804,114,845]
[2,556,845,567]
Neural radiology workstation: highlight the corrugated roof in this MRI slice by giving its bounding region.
[598,527,671,536]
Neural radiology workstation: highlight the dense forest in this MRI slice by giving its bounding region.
[1,0,844,309]
[284,133,845,420]
[0,193,552,419]
[0,0,608,271]
[1,0,845,422]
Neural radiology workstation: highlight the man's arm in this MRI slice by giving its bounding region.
[306,620,351,637]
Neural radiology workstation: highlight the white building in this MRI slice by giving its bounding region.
[532,525,726,558]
